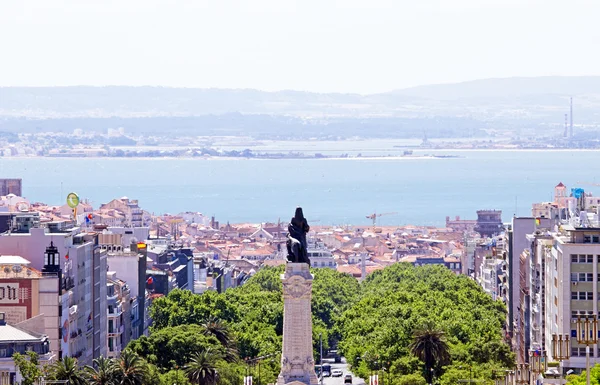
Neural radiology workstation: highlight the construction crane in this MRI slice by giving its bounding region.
[366,211,397,230]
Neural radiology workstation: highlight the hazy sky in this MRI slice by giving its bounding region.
[1,0,598,93]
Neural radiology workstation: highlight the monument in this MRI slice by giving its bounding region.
[277,207,319,385]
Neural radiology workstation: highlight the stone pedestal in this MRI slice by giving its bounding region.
[277,263,319,385]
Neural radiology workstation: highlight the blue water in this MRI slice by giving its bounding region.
[1,150,599,227]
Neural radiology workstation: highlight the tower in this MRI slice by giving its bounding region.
[277,263,319,385]
[564,114,568,138]
[570,97,573,138]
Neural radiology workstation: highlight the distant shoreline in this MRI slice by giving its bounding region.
[2,147,600,161]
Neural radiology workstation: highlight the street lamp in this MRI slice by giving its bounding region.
[576,315,598,385]
[492,369,509,385]
[529,349,547,379]
[552,334,570,385]
[515,363,529,385]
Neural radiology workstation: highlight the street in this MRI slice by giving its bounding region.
[320,357,366,385]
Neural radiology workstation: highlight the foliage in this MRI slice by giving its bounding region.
[128,324,226,371]
[338,264,514,384]
[84,356,117,385]
[161,369,192,385]
[567,364,600,385]
[184,348,222,385]
[397,373,428,385]
[13,352,43,385]
[46,356,87,385]
[146,263,511,385]
[409,321,450,383]
[113,349,149,385]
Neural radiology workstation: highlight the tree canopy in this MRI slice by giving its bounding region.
[136,263,511,385]
[337,264,513,384]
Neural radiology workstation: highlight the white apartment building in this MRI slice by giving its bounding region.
[106,274,131,358]
[543,224,600,372]
[105,250,149,339]
[0,220,107,365]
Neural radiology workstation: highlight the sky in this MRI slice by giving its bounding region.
[0,0,599,94]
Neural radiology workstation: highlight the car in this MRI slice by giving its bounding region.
[344,374,353,384]
[332,370,343,377]
[323,371,331,377]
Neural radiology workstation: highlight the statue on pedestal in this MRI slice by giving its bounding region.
[286,207,310,265]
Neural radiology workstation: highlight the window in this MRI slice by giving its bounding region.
[593,236,600,243]
[572,273,579,282]
[584,236,592,243]
[109,320,114,334]
[589,255,595,263]
[574,347,596,357]
[555,277,558,287]
[572,292,579,300]
[588,292,594,300]
[0,349,6,357]
[572,254,579,263]
[583,273,594,282]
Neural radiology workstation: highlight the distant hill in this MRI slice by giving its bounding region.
[388,76,600,100]
[0,77,598,138]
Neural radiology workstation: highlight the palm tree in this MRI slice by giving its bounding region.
[84,356,118,385]
[184,347,222,385]
[47,356,87,385]
[202,318,238,363]
[114,350,148,385]
[202,318,234,348]
[409,321,450,385]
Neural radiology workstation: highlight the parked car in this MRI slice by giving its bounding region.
[332,370,343,377]
[344,374,353,384]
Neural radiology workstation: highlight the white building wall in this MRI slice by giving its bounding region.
[106,255,141,298]
[38,276,60,354]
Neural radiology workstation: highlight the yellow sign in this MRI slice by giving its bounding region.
[66,192,80,208]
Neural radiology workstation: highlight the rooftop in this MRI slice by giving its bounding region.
[0,323,46,343]
[0,255,31,265]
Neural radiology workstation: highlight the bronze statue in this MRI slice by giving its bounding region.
[286,207,310,265]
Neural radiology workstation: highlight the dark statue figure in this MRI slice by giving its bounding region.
[286,207,310,265]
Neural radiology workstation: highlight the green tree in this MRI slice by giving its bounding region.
[128,324,225,370]
[338,264,512,383]
[161,369,193,385]
[409,321,450,383]
[184,348,222,385]
[47,356,87,385]
[114,350,148,385]
[13,352,43,385]
[398,373,428,385]
[567,363,600,385]
[84,356,117,385]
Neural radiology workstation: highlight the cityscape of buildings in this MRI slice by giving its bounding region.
[1,177,600,382]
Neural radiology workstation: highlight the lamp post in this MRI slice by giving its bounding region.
[530,350,546,385]
[576,315,598,385]
[551,334,570,385]
[515,363,529,385]
[492,369,509,385]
